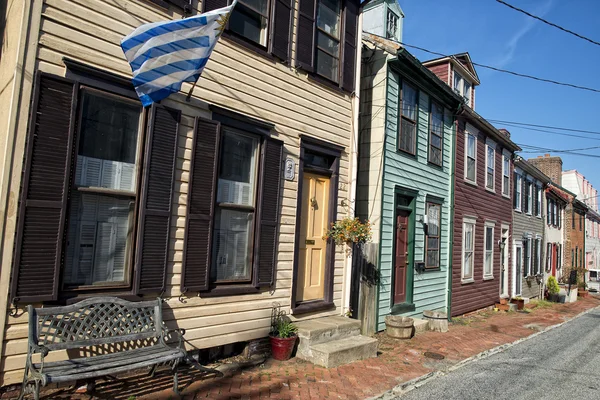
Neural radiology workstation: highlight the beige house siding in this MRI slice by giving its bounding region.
[0,0,356,386]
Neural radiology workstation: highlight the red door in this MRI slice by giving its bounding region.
[394,210,410,304]
[552,244,557,277]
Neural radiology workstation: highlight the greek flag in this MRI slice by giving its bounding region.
[121,1,237,107]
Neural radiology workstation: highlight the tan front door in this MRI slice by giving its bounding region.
[297,172,330,302]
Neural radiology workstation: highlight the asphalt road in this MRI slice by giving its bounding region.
[398,308,600,400]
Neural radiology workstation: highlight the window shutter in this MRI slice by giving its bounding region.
[296,0,316,71]
[203,0,228,11]
[181,118,220,292]
[254,138,283,287]
[342,0,358,92]
[522,179,527,212]
[135,105,179,294]
[10,74,77,303]
[271,0,292,61]
[513,172,518,209]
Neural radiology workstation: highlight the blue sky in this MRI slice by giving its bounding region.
[399,0,600,192]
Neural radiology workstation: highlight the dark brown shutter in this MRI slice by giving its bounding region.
[342,0,358,92]
[135,105,180,294]
[181,118,220,292]
[522,178,527,212]
[254,138,283,287]
[270,0,292,61]
[513,172,518,209]
[296,0,316,71]
[10,74,77,303]
[203,0,228,12]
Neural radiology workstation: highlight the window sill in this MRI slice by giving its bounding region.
[306,72,346,94]
[463,178,477,188]
[461,278,475,284]
[485,187,496,194]
[423,267,441,272]
[515,208,522,213]
[502,193,510,199]
[427,161,443,170]
[391,302,416,315]
[483,276,494,281]
[200,285,260,297]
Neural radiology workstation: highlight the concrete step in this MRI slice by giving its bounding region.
[295,316,361,347]
[302,335,378,368]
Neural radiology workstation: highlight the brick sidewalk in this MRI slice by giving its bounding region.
[6,297,599,400]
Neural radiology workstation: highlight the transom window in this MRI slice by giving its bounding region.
[212,129,260,282]
[386,9,398,39]
[425,202,441,269]
[502,154,510,196]
[316,0,342,83]
[462,220,475,281]
[486,145,495,190]
[398,82,417,155]
[465,131,476,182]
[229,0,270,46]
[64,89,143,288]
[484,224,494,278]
[429,102,443,166]
[453,71,471,106]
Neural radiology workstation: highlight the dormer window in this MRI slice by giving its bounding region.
[453,72,471,106]
[386,10,398,39]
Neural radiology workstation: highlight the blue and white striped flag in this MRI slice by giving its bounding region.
[121,1,237,107]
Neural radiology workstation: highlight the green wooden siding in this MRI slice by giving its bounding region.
[377,68,454,331]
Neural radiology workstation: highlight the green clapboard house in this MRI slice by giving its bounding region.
[357,33,462,332]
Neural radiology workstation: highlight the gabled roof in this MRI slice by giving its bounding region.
[546,184,573,205]
[422,52,481,85]
[514,157,551,184]
[459,105,521,152]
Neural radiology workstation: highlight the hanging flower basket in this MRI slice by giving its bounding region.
[324,217,372,256]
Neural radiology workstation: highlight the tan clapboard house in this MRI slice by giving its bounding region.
[0,0,363,385]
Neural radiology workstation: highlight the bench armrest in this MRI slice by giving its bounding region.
[162,328,186,348]
[30,343,50,357]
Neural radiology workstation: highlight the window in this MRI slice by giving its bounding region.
[535,186,541,217]
[484,224,494,278]
[546,243,551,271]
[547,198,552,225]
[211,129,260,282]
[425,202,441,269]
[398,82,418,154]
[580,249,583,267]
[462,220,475,281]
[572,211,575,229]
[534,238,541,275]
[523,238,531,276]
[502,154,510,196]
[572,249,575,267]
[315,0,342,82]
[558,244,562,269]
[429,102,443,166]
[386,9,398,39]
[485,144,495,190]
[515,245,522,295]
[524,181,531,214]
[465,130,476,182]
[453,71,471,106]
[229,0,270,46]
[514,173,522,210]
[64,89,142,288]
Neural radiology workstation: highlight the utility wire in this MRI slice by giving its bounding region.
[519,144,600,152]
[397,40,600,94]
[492,122,600,141]
[495,0,600,48]
[488,119,600,136]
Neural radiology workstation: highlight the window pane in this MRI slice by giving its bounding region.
[467,134,476,158]
[485,227,493,250]
[230,3,268,46]
[428,204,440,236]
[64,192,133,286]
[217,131,259,206]
[465,224,473,251]
[503,156,509,174]
[386,10,398,38]
[212,209,254,281]
[487,147,494,169]
[316,49,339,82]
[431,103,444,135]
[430,147,442,165]
[454,73,462,94]
[317,0,341,38]
[464,81,471,104]
[427,250,439,268]
[431,133,442,149]
[400,118,416,153]
[240,0,268,15]
[487,171,493,189]
[76,91,141,192]
[317,31,339,56]
[467,158,476,181]
[485,252,492,274]
[402,83,417,120]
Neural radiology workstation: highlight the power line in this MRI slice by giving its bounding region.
[495,0,600,48]
[517,144,600,158]
[397,40,600,94]
[493,122,600,141]
[519,144,600,152]
[488,119,600,136]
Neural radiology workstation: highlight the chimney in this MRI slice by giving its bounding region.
[528,155,563,185]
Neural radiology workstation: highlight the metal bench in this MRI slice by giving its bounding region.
[19,297,210,400]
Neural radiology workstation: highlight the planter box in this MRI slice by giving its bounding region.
[495,303,510,311]
[578,290,589,298]
[510,299,525,310]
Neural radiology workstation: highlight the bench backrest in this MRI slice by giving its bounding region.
[28,297,163,352]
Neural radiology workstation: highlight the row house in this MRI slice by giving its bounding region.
[0,0,365,385]
[512,157,549,300]
[424,54,521,316]
[358,32,462,331]
[544,184,568,281]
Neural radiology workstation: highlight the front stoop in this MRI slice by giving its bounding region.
[295,316,378,368]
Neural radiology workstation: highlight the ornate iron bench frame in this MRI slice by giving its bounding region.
[18,297,213,400]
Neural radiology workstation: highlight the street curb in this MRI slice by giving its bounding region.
[369,304,600,399]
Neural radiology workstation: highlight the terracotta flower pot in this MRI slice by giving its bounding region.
[270,334,297,361]
[578,290,589,298]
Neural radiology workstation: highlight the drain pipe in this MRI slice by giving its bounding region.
[447,104,462,319]
[343,11,363,316]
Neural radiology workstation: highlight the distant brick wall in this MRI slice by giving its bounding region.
[528,155,563,186]
[564,204,586,282]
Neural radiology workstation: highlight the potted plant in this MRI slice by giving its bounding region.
[324,217,372,256]
[578,279,589,298]
[510,296,525,310]
[546,275,560,302]
[269,312,298,361]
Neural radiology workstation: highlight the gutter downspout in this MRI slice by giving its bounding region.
[343,10,363,315]
[447,103,462,319]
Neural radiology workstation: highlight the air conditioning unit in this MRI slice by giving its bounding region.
[217,179,251,205]
[76,156,135,192]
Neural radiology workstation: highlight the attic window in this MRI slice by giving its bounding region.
[387,10,398,39]
[453,72,471,106]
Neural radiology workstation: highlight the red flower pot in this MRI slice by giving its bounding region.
[270,334,297,361]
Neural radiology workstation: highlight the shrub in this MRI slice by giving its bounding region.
[547,276,560,296]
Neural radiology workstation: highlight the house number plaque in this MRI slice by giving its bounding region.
[284,157,295,181]
[305,240,315,245]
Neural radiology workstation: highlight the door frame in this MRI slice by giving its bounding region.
[291,136,342,314]
[390,186,417,314]
[513,240,523,297]
[500,225,510,298]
